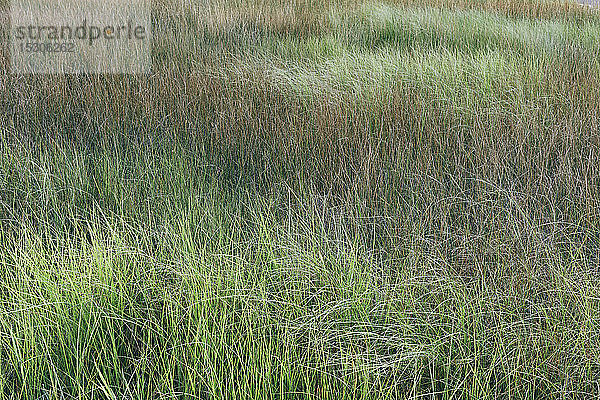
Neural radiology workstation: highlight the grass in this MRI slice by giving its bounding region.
[1,0,600,398]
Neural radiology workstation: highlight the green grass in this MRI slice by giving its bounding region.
[1,0,600,398]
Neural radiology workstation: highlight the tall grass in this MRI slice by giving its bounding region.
[1,0,600,398]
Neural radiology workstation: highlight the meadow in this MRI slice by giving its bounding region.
[1,0,600,398]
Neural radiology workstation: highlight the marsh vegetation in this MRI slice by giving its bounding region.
[1,0,600,398]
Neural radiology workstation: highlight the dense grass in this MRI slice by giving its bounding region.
[1,0,600,398]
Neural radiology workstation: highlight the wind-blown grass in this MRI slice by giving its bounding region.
[1,0,600,398]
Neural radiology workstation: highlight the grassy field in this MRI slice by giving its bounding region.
[1,0,600,398]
